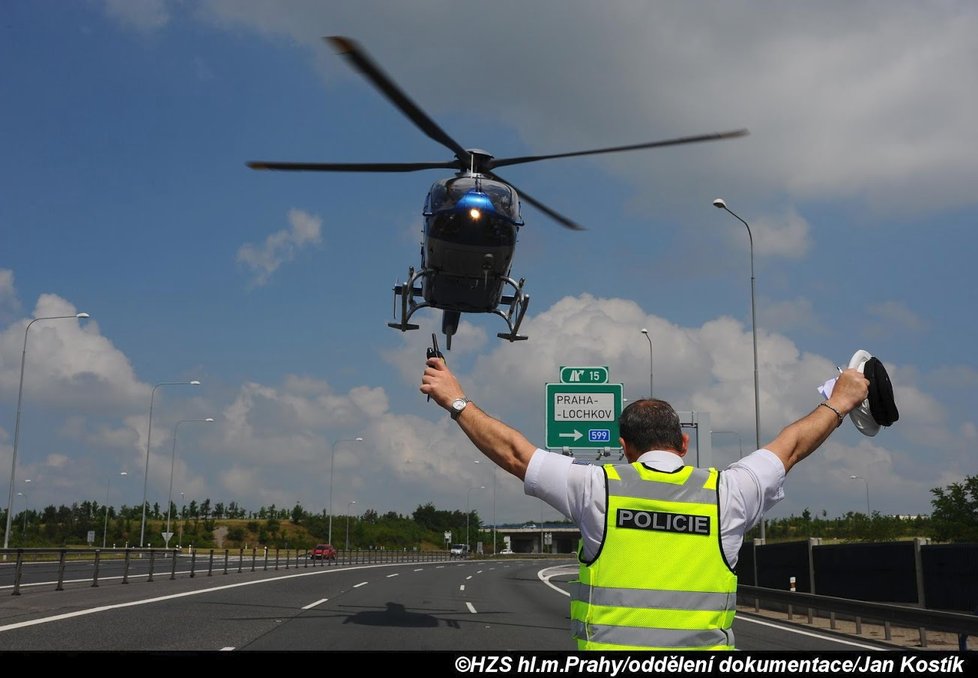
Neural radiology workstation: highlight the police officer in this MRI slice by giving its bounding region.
[420,357,869,650]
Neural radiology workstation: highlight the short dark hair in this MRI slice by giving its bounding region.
[618,399,683,453]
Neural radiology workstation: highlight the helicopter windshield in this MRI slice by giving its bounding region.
[425,176,522,225]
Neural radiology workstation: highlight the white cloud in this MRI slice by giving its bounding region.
[753,209,812,259]
[102,0,170,33]
[0,269,19,324]
[236,209,322,287]
[760,297,826,336]
[0,294,147,411]
[865,301,927,334]
[194,2,978,218]
[3,291,958,521]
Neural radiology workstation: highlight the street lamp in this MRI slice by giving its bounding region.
[641,328,654,398]
[103,471,128,548]
[713,197,763,542]
[466,485,485,555]
[712,430,744,461]
[4,312,90,551]
[850,475,871,515]
[474,459,498,553]
[346,500,357,551]
[165,418,214,547]
[16,492,27,535]
[329,436,363,544]
[21,479,31,535]
[491,468,497,554]
[139,380,201,548]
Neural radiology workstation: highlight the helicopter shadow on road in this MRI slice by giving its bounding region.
[320,601,570,635]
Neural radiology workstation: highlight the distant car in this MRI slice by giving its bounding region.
[499,548,515,555]
[449,544,467,558]
[310,543,337,561]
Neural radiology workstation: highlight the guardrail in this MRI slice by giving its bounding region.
[1,546,453,596]
[739,584,978,649]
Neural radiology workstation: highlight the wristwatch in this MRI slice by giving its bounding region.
[450,397,471,420]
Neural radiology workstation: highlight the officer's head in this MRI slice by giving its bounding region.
[618,399,686,459]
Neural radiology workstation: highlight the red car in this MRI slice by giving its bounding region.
[310,543,337,561]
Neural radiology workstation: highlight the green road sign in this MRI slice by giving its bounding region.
[546,383,623,449]
[559,366,609,384]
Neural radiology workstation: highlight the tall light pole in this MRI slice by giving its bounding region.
[16,492,27,535]
[19,478,32,535]
[329,437,363,544]
[139,380,201,548]
[103,471,127,548]
[4,312,90,551]
[491,467,497,553]
[850,475,871,515]
[641,329,654,398]
[713,198,763,542]
[474,459,498,553]
[165,418,214,547]
[346,500,357,551]
[466,485,484,555]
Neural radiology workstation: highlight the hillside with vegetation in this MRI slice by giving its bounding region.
[4,474,976,550]
[3,500,498,553]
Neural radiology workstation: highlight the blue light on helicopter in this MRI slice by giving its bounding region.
[457,189,495,220]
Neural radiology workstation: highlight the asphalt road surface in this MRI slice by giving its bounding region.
[0,557,898,654]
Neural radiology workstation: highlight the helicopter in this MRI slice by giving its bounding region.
[249,36,748,350]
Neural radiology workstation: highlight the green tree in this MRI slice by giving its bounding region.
[930,474,978,542]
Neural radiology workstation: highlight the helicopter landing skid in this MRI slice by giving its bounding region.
[389,266,428,333]
[388,267,529,344]
[387,266,426,332]
[494,276,529,343]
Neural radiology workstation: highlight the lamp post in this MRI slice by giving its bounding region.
[641,328,654,398]
[103,471,128,548]
[139,380,201,548]
[16,491,27,535]
[329,437,363,545]
[474,459,498,553]
[850,475,871,515]
[165,418,214,547]
[21,479,31,535]
[491,467,497,554]
[346,500,357,551]
[713,198,763,542]
[712,430,743,461]
[466,485,484,555]
[4,312,90,552]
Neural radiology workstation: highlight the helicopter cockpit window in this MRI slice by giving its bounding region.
[483,183,521,224]
[426,177,521,224]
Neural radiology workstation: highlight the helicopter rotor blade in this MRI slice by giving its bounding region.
[327,36,470,168]
[489,129,749,169]
[247,160,458,173]
[487,171,586,231]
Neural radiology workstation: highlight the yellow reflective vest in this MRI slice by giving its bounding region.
[571,462,737,650]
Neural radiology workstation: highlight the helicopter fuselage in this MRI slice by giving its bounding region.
[421,173,522,312]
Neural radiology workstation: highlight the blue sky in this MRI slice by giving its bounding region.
[2,1,976,534]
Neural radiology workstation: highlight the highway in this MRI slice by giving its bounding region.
[0,557,896,653]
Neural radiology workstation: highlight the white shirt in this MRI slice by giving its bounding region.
[523,448,786,566]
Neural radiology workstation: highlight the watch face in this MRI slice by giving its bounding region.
[452,399,466,411]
